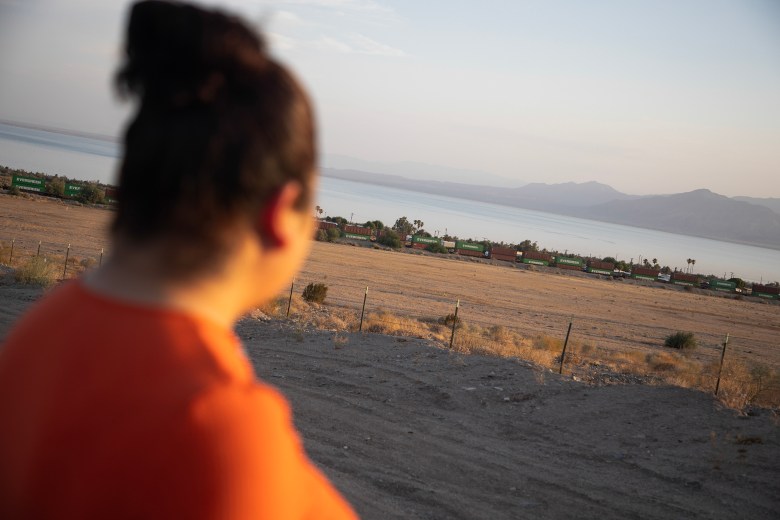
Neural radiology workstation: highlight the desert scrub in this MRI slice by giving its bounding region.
[441,313,461,328]
[15,256,57,287]
[664,331,697,350]
[79,257,97,270]
[302,282,328,303]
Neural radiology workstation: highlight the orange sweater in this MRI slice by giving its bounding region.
[0,281,358,519]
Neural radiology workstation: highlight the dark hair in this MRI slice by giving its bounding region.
[113,1,315,271]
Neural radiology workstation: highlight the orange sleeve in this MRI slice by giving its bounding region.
[190,383,359,520]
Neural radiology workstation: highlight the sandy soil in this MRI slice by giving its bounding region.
[239,321,779,519]
[1,278,777,519]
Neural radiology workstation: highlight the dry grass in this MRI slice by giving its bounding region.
[14,256,58,287]
[364,310,447,340]
[0,240,12,265]
[264,299,779,410]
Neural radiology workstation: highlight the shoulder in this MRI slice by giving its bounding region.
[187,381,358,519]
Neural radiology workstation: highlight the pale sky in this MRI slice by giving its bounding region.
[0,0,778,197]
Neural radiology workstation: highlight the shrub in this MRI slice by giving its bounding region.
[533,335,562,352]
[79,257,97,270]
[426,242,448,254]
[664,331,697,350]
[15,256,57,287]
[47,178,65,197]
[315,229,328,242]
[77,184,104,204]
[441,313,461,327]
[326,227,341,242]
[377,229,401,248]
[8,185,20,196]
[302,282,328,303]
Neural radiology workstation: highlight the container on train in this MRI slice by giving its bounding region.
[455,241,484,252]
[343,232,370,241]
[555,256,584,270]
[64,183,83,197]
[491,246,517,262]
[317,220,339,231]
[409,235,441,251]
[751,284,780,299]
[11,175,46,193]
[458,248,487,258]
[671,272,698,286]
[104,186,119,203]
[344,225,372,236]
[411,235,441,246]
[587,259,614,275]
[442,240,456,249]
[708,279,736,292]
[522,250,553,266]
[631,266,660,281]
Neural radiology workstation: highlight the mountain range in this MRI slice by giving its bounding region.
[322,168,780,251]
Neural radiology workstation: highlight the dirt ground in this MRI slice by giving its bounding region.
[296,243,780,373]
[1,194,779,518]
[0,278,778,519]
[0,194,112,260]
[239,321,780,520]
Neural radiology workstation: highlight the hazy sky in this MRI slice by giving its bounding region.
[1,0,778,197]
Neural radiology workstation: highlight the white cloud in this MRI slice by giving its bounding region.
[317,36,354,53]
[315,34,404,57]
[278,0,393,14]
[267,31,298,51]
[272,10,306,27]
[349,33,405,57]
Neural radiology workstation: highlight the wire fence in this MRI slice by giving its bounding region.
[279,274,780,409]
[2,235,778,409]
[1,237,107,279]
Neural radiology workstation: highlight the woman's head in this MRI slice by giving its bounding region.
[113,0,316,275]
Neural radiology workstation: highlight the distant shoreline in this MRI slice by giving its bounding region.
[321,170,780,253]
[0,119,118,144]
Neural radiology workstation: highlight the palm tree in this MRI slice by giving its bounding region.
[690,259,696,273]
[314,205,323,219]
[686,258,692,273]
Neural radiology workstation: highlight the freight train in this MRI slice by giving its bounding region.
[316,220,777,299]
[9,174,118,203]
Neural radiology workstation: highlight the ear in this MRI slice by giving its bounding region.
[255,182,304,249]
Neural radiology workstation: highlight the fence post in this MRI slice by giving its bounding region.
[714,333,730,396]
[449,299,460,349]
[8,239,14,263]
[359,286,368,332]
[559,318,573,375]
[286,278,294,317]
[99,248,104,267]
[36,241,41,257]
[62,244,70,278]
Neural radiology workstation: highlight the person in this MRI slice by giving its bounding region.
[0,1,358,518]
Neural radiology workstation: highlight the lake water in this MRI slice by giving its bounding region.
[2,122,779,283]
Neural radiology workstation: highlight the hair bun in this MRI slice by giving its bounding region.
[116,0,267,105]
